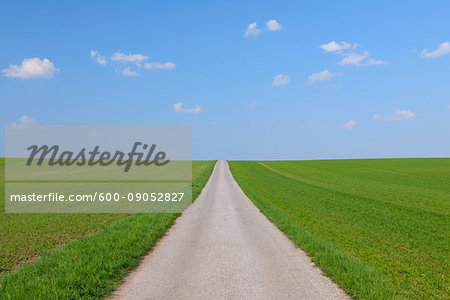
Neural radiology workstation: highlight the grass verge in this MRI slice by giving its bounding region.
[0,160,216,299]
[228,159,449,299]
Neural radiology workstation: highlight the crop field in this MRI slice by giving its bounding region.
[0,159,216,298]
[229,159,449,299]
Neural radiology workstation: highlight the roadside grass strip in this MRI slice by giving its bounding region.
[0,160,216,299]
[228,159,449,299]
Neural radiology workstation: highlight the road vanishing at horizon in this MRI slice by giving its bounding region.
[114,161,349,299]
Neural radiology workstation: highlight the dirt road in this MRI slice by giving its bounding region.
[113,160,349,299]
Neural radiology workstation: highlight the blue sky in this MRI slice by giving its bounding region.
[1,0,449,160]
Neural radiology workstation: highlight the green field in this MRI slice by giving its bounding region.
[0,159,216,298]
[229,159,449,299]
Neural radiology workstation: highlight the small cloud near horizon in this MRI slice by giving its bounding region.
[343,120,356,130]
[373,109,416,122]
[174,103,201,114]
[272,74,290,86]
[10,115,36,128]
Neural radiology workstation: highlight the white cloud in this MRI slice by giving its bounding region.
[11,115,36,128]
[343,120,356,130]
[111,52,149,63]
[373,109,416,122]
[272,74,290,86]
[365,58,387,65]
[246,20,282,37]
[266,19,282,31]
[90,50,107,65]
[320,41,352,53]
[92,51,175,76]
[121,67,138,76]
[96,56,107,65]
[338,51,387,66]
[143,62,176,69]
[421,41,450,58]
[245,22,261,37]
[338,51,367,66]
[2,58,59,79]
[320,42,387,67]
[308,70,337,84]
[174,103,201,114]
